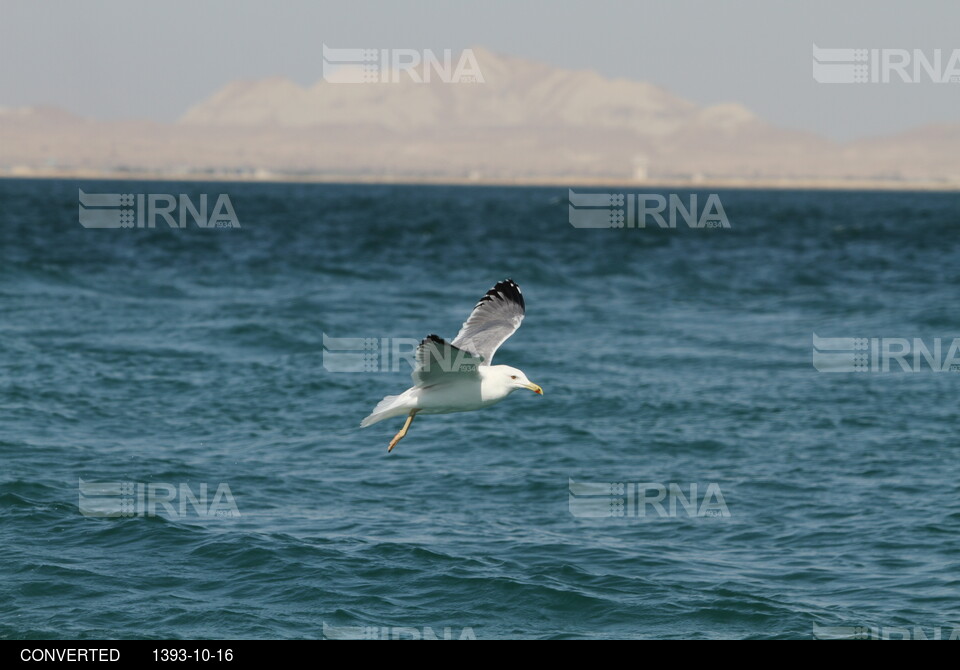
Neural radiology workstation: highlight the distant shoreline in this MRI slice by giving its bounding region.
[3,169,960,192]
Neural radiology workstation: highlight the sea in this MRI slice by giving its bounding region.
[2,178,959,639]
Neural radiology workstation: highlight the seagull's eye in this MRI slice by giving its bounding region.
[510,375,517,380]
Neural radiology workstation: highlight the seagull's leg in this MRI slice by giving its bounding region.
[387,410,418,453]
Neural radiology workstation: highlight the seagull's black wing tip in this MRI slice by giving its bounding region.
[473,278,525,311]
[489,278,524,311]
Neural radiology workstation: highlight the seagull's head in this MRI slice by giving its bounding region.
[489,365,543,396]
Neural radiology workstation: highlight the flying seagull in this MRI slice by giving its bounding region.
[361,279,543,452]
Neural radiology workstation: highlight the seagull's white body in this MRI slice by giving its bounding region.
[361,279,543,451]
[361,364,534,424]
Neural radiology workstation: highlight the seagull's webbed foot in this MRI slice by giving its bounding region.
[387,410,418,453]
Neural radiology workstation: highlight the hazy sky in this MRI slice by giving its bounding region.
[2,0,959,140]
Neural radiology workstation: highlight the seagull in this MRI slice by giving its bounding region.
[361,279,543,452]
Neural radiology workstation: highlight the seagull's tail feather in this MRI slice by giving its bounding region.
[360,390,416,427]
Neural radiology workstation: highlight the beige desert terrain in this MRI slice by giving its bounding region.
[3,48,959,189]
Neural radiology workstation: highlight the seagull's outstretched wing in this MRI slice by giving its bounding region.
[411,334,484,387]
[451,279,525,365]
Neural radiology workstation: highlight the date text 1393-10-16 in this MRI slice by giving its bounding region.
[153,649,233,662]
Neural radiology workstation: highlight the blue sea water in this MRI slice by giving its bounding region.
[1,178,959,639]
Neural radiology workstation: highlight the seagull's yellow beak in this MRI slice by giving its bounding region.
[524,382,543,395]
